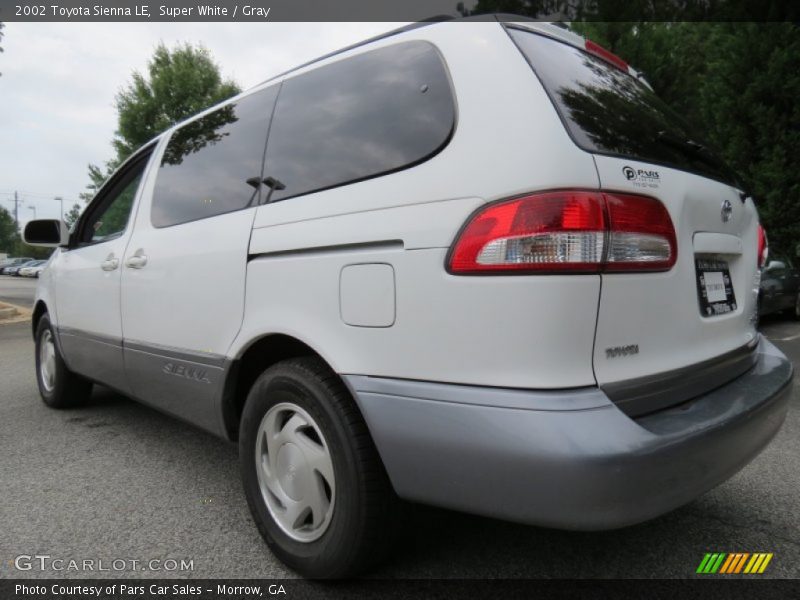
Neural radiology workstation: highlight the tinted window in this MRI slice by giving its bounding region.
[90,173,142,242]
[78,153,149,245]
[507,27,738,187]
[263,41,455,202]
[151,85,279,228]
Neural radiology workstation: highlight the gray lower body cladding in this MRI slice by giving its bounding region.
[343,336,792,530]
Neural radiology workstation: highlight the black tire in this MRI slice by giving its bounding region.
[239,357,398,578]
[792,293,800,321]
[34,314,93,408]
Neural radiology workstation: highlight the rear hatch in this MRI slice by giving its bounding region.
[507,24,761,415]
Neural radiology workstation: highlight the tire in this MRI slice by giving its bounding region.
[792,293,800,321]
[35,314,93,408]
[239,357,398,578]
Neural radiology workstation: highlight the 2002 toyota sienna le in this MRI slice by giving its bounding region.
[24,18,793,577]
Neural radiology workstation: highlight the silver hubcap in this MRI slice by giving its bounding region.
[39,330,56,392]
[255,402,335,542]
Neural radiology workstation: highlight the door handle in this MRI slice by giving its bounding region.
[125,250,148,269]
[100,254,119,271]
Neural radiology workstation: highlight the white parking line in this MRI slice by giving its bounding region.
[770,332,800,342]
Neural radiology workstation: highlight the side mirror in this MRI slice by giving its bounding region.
[23,219,69,248]
[765,260,786,272]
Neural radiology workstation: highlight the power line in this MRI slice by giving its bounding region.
[0,192,81,203]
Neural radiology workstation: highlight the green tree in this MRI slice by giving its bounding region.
[113,43,240,161]
[12,238,52,260]
[460,7,800,251]
[0,206,17,253]
[570,21,800,251]
[696,23,800,252]
[0,207,52,259]
[64,202,84,230]
[79,162,116,203]
[81,42,240,200]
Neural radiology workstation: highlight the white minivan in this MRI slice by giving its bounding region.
[25,19,792,577]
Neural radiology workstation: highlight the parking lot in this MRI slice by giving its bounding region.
[0,276,37,308]
[1,275,798,579]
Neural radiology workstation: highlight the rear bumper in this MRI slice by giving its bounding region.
[343,336,792,530]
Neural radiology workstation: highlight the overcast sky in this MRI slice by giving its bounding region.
[0,22,399,226]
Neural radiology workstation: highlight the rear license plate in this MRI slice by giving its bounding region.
[695,258,737,317]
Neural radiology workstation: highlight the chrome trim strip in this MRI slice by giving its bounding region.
[124,339,227,368]
[249,239,403,261]
[56,327,227,367]
[57,326,121,348]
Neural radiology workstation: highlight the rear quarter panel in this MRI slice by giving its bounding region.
[232,22,603,389]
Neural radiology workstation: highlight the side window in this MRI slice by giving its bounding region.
[151,85,279,228]
[264,41,455,202]
[77,153,150,246]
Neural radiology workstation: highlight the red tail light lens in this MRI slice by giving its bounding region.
[757,224,768,268]
[448,191,676,274]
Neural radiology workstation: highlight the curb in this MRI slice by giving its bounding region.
[0,301,32,324]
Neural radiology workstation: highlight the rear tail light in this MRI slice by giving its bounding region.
[757,224,768,268]
[448,190,676,274]
[585,39,629,73]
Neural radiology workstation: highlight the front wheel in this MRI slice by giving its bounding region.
[35,314,93,408]
[239,357,398,578]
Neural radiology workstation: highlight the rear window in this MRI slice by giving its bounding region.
[506,27,738,187]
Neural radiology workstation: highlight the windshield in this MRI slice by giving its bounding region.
[506,26,739,187]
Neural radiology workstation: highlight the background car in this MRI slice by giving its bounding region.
[759,253,800,319]
[4,259,41,277]
[29,263,49,278]
[18,260,48,277]
[0,258,35,275]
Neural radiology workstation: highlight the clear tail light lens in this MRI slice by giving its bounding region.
[604,192,676,272]
[448,190,677,275]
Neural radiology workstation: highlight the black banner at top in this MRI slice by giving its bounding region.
[0,0,798,22]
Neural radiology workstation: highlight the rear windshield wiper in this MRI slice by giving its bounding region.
[655,130,745,194]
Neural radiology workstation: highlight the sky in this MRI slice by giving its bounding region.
[0,22,399,227]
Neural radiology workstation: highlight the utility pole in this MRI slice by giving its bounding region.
[54,196,64,220]
[13,190,19,228]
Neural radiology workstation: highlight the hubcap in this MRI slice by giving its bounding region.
[255,402,335,542]
[39,330,56,392]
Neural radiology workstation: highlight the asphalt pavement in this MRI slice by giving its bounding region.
[0,275,798,579]
[0,276,36,307]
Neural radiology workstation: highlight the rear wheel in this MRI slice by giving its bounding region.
[35,314,93,408]
[239,357,398,578]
